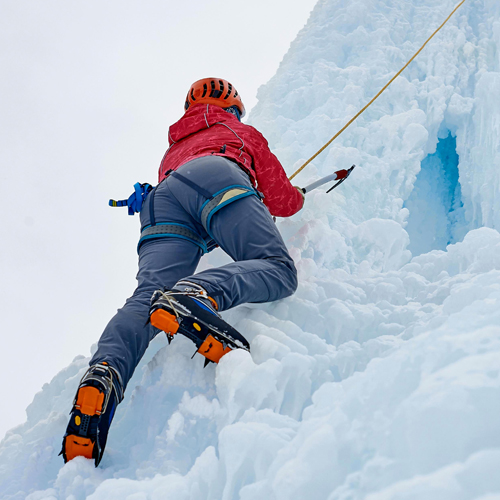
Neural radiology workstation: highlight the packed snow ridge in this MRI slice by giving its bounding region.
[2,0,500,499]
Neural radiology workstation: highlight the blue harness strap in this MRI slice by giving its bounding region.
[138,223,208,253]
[171,171,213,199]
[148,185,158,227]
[199,185,258,239]
[138,174,209,254]
[170,170,260,238]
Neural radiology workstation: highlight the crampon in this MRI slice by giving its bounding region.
[149,288,250,366]
[61,363,123,466]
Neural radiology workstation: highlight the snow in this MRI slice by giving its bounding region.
[2,0,500,498]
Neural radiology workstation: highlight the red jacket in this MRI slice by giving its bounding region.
[158,104,304,217]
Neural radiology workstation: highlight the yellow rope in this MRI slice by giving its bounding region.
[289,0,467,181]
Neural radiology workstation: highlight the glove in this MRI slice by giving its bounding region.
[109,182,154,215]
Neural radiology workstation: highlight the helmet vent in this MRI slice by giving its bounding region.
[209,80,223,99]
[224,83,232,100]
[191,89,196,101]
[202,84,208,98]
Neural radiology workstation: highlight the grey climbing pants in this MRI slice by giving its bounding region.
[90,156,298,389]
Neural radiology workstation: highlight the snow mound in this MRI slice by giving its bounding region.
[2,1,500,499]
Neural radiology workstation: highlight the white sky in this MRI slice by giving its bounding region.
[0,0,318,440]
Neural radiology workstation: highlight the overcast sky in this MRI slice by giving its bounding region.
[0,0,318,439]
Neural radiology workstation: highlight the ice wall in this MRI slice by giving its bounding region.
[2,1,500,499]
[251,0,500,249]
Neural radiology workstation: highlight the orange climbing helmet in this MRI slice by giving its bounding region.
[184,78,246,118]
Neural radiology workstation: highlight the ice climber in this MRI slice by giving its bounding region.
[61,77,306,466]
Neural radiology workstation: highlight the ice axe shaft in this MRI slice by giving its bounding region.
[303,165,356,194]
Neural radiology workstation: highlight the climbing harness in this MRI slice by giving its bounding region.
[136,169,260,254]
[289,0,467,182]
[138,223,211,253]
[137,180,215,254]
[170,170,260,239]
[199,185,258,239]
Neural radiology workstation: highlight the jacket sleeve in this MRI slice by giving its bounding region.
[245,127,304,218]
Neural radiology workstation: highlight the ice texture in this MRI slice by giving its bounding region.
[2,0,500,499]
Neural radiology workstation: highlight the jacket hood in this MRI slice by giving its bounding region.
[168,104,240,145]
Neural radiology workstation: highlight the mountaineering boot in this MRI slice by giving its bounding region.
[61,363,124,466]
[149,281,250,365]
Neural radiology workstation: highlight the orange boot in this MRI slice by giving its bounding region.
[149,287,250,366]
[61,363,123,466]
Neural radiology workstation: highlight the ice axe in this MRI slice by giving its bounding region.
[302,165,356,194]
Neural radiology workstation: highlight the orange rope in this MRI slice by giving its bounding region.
[289,0,467,181]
